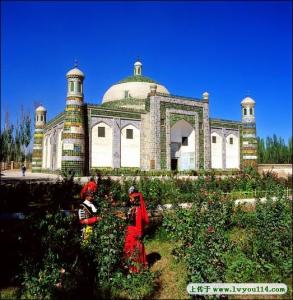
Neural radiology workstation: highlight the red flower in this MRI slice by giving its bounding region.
[55,282,62,289]
[207,226,215,233]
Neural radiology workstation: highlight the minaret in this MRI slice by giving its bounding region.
[241,96,258,168]
[61,63,86,176]
[32,105,47,172]
[134,59,142,76]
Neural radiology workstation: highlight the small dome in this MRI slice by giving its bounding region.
[241,96,255,105]
[202,91,209,99]
[134,60,142,66]
[66,67,85,78]
[36,105,46,112]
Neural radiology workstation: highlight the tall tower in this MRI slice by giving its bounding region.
[61,64,86,176]
[241,96,258,168]
[32,105,47,172]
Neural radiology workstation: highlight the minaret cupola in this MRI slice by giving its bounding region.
[35,105,47,126]
[241,96,255,123]
[66,61,85,98]
[134,59,142,76]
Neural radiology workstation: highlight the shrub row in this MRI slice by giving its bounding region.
[0,168,290,212]
[91,167,241,177]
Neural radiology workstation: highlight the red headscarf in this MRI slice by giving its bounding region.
[129,192,149,236]
[124,191,149,272]
[80,180,97,199]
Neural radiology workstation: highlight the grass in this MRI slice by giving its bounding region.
[144,228,189,299]
[0,287,21,299]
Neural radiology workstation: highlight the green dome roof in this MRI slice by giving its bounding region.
[117,75,157,84]
[102,60,170,103]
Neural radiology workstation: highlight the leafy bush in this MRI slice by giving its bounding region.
[20,212,83,299]
[81,200,125,294]
[163,191,292,286]
[163,192,233,282]
[18,196,157,299]
[251,197,292,281]
[110,270,157,299]
[225,251,259,282]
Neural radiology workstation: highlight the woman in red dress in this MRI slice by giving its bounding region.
[123,186,149,273]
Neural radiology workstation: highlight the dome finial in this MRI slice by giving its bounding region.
[245,89,251,97]
[74,59,78,68]
[134,58,142,76]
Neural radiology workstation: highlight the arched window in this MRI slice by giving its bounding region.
[126,128,133,139]
[249,108,253,115]
[98,126,105,137]
[77,82,81,93]
[70,81,74,92]
[244,108,247,115]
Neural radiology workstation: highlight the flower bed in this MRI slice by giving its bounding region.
[0,168,291,298]
[163,192,292,287]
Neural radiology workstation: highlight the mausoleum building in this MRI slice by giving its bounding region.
[32,60,258,175]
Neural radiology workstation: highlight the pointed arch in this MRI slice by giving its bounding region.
[170,120,195,171]
[211,132,223,169]
[91,121,113,167]
[226,133,239,169]
[56,129,63,169]
[121,124,140,167]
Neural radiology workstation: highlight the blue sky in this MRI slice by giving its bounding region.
[1,1,292,140]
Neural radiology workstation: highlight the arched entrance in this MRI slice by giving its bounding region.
[170,120,195,171]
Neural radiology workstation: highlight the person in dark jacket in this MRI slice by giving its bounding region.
[78,190,101,241]
[21,164,26,176]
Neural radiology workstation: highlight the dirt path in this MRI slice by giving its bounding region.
[145,239,188,299]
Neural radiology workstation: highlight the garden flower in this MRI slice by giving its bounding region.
[59,268,65,274]
[207,226,215,233]
[55,282,62,289]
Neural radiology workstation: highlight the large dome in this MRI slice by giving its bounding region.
[102,60,169,103]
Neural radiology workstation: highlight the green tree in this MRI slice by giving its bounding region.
[0,112,14,162]
[20,112,32,162]
[257,135,292,164]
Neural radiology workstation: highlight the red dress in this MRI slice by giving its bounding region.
[123,192,149,273]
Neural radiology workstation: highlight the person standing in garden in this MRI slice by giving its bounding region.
[123,186,149,273]
[21,164,26,176]
[78,190,101,241]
